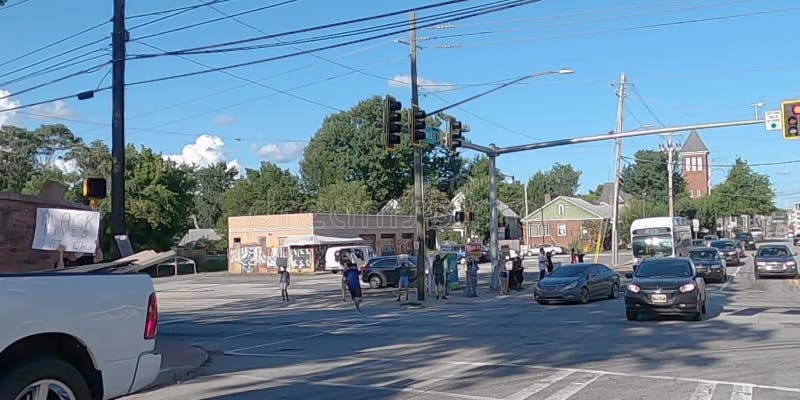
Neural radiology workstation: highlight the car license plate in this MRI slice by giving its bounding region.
[767,265,783,271]
[651,294,667,303]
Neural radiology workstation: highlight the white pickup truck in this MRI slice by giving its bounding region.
[0,272,161,400]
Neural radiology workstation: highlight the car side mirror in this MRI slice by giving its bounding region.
[624,272,633,279]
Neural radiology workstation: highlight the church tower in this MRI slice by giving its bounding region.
[679,130,710,198]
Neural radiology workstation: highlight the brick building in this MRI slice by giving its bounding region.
[680,130,710,198]
[522,196,613,250]
[0,187,93,273]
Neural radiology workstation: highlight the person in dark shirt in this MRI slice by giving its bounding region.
[279,267,291,302]
[432,254,447,300]
[397,261,412,302]
[343,260,363,312]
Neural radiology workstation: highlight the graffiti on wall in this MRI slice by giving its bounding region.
[230,246,277,273]
[290,248,312,270]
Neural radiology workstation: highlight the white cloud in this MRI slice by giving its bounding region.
[257,142,305,163]
[0,89,20,126]
[30,100,76,119]
[213,115,235,125]
[388,75,454,93]
[54,159,78,174]
[164,134,242,177]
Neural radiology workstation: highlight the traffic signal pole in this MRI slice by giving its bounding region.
[409,11,426,301]
[111,0,129,257]
[611,73,625,267]
[488,147,500,291]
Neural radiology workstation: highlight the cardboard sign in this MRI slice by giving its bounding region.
[32,208,100,254]
[466,243,482,256]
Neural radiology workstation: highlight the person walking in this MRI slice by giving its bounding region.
[466,257,479,297]
[397,260,412,302]
[546,251,554,275]
[432,254,447,300]
[279,266,291,302]
[571,248,579,264]
[342,260,363,312]
[499,255,510,295]
[538,248,547,281]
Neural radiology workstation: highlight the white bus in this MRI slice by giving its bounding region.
[630,217,693,269]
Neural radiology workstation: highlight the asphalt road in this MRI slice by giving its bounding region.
[125,240,800,400]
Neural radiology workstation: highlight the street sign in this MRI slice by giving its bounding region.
[424,126,441,146]
[692,219,699,231]
[466,243,481,257]
[765,110,781,131]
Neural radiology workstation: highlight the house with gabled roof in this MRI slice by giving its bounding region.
[521,195,613,250]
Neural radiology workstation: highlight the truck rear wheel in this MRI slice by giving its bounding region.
[0,358,92,400]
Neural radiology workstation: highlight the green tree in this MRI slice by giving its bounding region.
[314,180,375,213]
[193,162,238,228]
[0,124,82,193]
[712,158,775,216]
[300,96,465,204]
[498,181,525,219]
[620,150,685,203]
[397,184,451,226]
[578,183,605,204]
[462,175,491,241]
[221,162,307,223]
[525,163,582,210]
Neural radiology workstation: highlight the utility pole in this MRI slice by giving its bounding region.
[667,133,675,250]
[488,145,500,291]
[111,0,128,257]
[523,182,529,220]
[611,72,626,267]
[409,11,425,301]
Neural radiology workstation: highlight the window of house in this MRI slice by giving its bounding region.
[685,158,692,172]
[697,157,703,171]
[557,224,567,237]
[258,236,267,247]
[558,204,565,215]
[528,224,550,237]
[233,237,241,243]
[691,157,697,171]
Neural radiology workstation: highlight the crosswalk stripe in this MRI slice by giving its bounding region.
[689,382,717,400]
[543,373,602,400]
[506,370,575,400]
[731,384,754,400]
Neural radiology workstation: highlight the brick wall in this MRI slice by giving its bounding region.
[525,220,586,249]
[682,153,710,198]
[0,192,92,273]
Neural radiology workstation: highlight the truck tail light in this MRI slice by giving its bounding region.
[144,292,158,340]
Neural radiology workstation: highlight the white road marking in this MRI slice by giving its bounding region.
[226,352,800,394]
[543,373,602,400]
[731,384,754,400]
[506,370,575,400]
[224,332,253,340]
[379,361,464,389]
[689,382,717,400]
[720,266,742,292]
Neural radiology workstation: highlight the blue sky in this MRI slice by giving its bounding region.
[2,0,799,208]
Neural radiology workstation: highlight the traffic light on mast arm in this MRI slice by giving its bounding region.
[781,99,800,140]
[444,117,463,153]
[382,95,403,149]
[411,104,427,144]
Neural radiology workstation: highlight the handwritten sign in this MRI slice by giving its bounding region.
[31,208,100,254]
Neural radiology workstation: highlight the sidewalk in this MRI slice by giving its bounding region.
[145,338,209,390]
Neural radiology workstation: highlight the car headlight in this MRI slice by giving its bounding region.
[561,281,578,291]
[679,282,697,293]
[627,283,640,293]
[756,261,767,267]
[787,261,796,268]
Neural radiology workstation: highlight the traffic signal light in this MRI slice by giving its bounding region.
[454,211,465,222]
[82,178,107,199]
[445,117,463,152]
[411,104,427,143]
[382,95,403,149]
[781,99,800,140]
[466,211,474,222]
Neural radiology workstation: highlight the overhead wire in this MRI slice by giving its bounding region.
[126,0,239,19]
[0,19,108,70]
[128,0,236,30]
[629,83,667,127]
[0,37,109,80]
[0,48,109,88]
[0,0,33,12]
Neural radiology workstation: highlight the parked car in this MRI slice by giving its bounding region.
[526,243,564,256]
[324,245,376,273]
[691,239,705,247]
[749,227,764,242]
[794,233,800,247]
[687,247,726,283]
[735,232,756,250]
[534,263,620,305]
[702,235,719,245]
[709,240,740,266]
[754,245,798,279]
[1,272,161,400]
[362,256,419,288]
[624,257,707,321]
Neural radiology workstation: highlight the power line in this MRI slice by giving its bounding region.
[629,83,667,127]
[126,0,239,19]
[0,19,108,70]
[0,0,33,12]
[122,1,538,88]
[127,0,237,30]
[0,61,110,100]
[0,48,108,88]
[132,0,303,41]
[621,155,800,168]
[136,41,344,112]
[447,6,800,48]
[0,37,109,80]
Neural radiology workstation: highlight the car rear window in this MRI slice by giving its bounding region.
[757,247,790,257]
[689,250,718,260]
[636,259,692,278]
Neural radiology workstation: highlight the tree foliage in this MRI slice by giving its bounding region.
[221,162,306,219]
[397,184,451,225]
[621,150,685,203]
[712,158,775,216]
[525,163,581,210]
[193,162,238,228]
[314,180,375,214]
[0,124,82,193]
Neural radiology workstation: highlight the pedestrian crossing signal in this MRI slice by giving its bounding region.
[780,99,800,140]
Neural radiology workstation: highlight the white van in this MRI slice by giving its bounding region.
[324,245,376,273]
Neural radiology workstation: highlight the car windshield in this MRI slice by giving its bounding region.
[736,233,753,240]
[635,260,692,278]
[710,241,736,250]
[689,250,718,260]
[704,236,718,241]
[757,247,790,257]
[632,235,673,257]
[548,264,587,277]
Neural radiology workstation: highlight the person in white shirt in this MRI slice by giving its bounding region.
[538,248,547,280]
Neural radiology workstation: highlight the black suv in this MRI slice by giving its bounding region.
[735,232,756,250]
[362,256,418,289]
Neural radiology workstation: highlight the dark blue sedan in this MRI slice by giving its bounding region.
[754,245,798,279]
[534,263,620,305]
[688,247,726,283]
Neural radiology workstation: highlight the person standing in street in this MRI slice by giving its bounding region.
[279,266,291,302]
[397,260,412,302]
[538,248,547,280]
[546,251,554,275]
[571,248,579,264]
[343,260,363,312]
[466,257,479,297]
[499,255,510,295]
[432,254,448,300]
